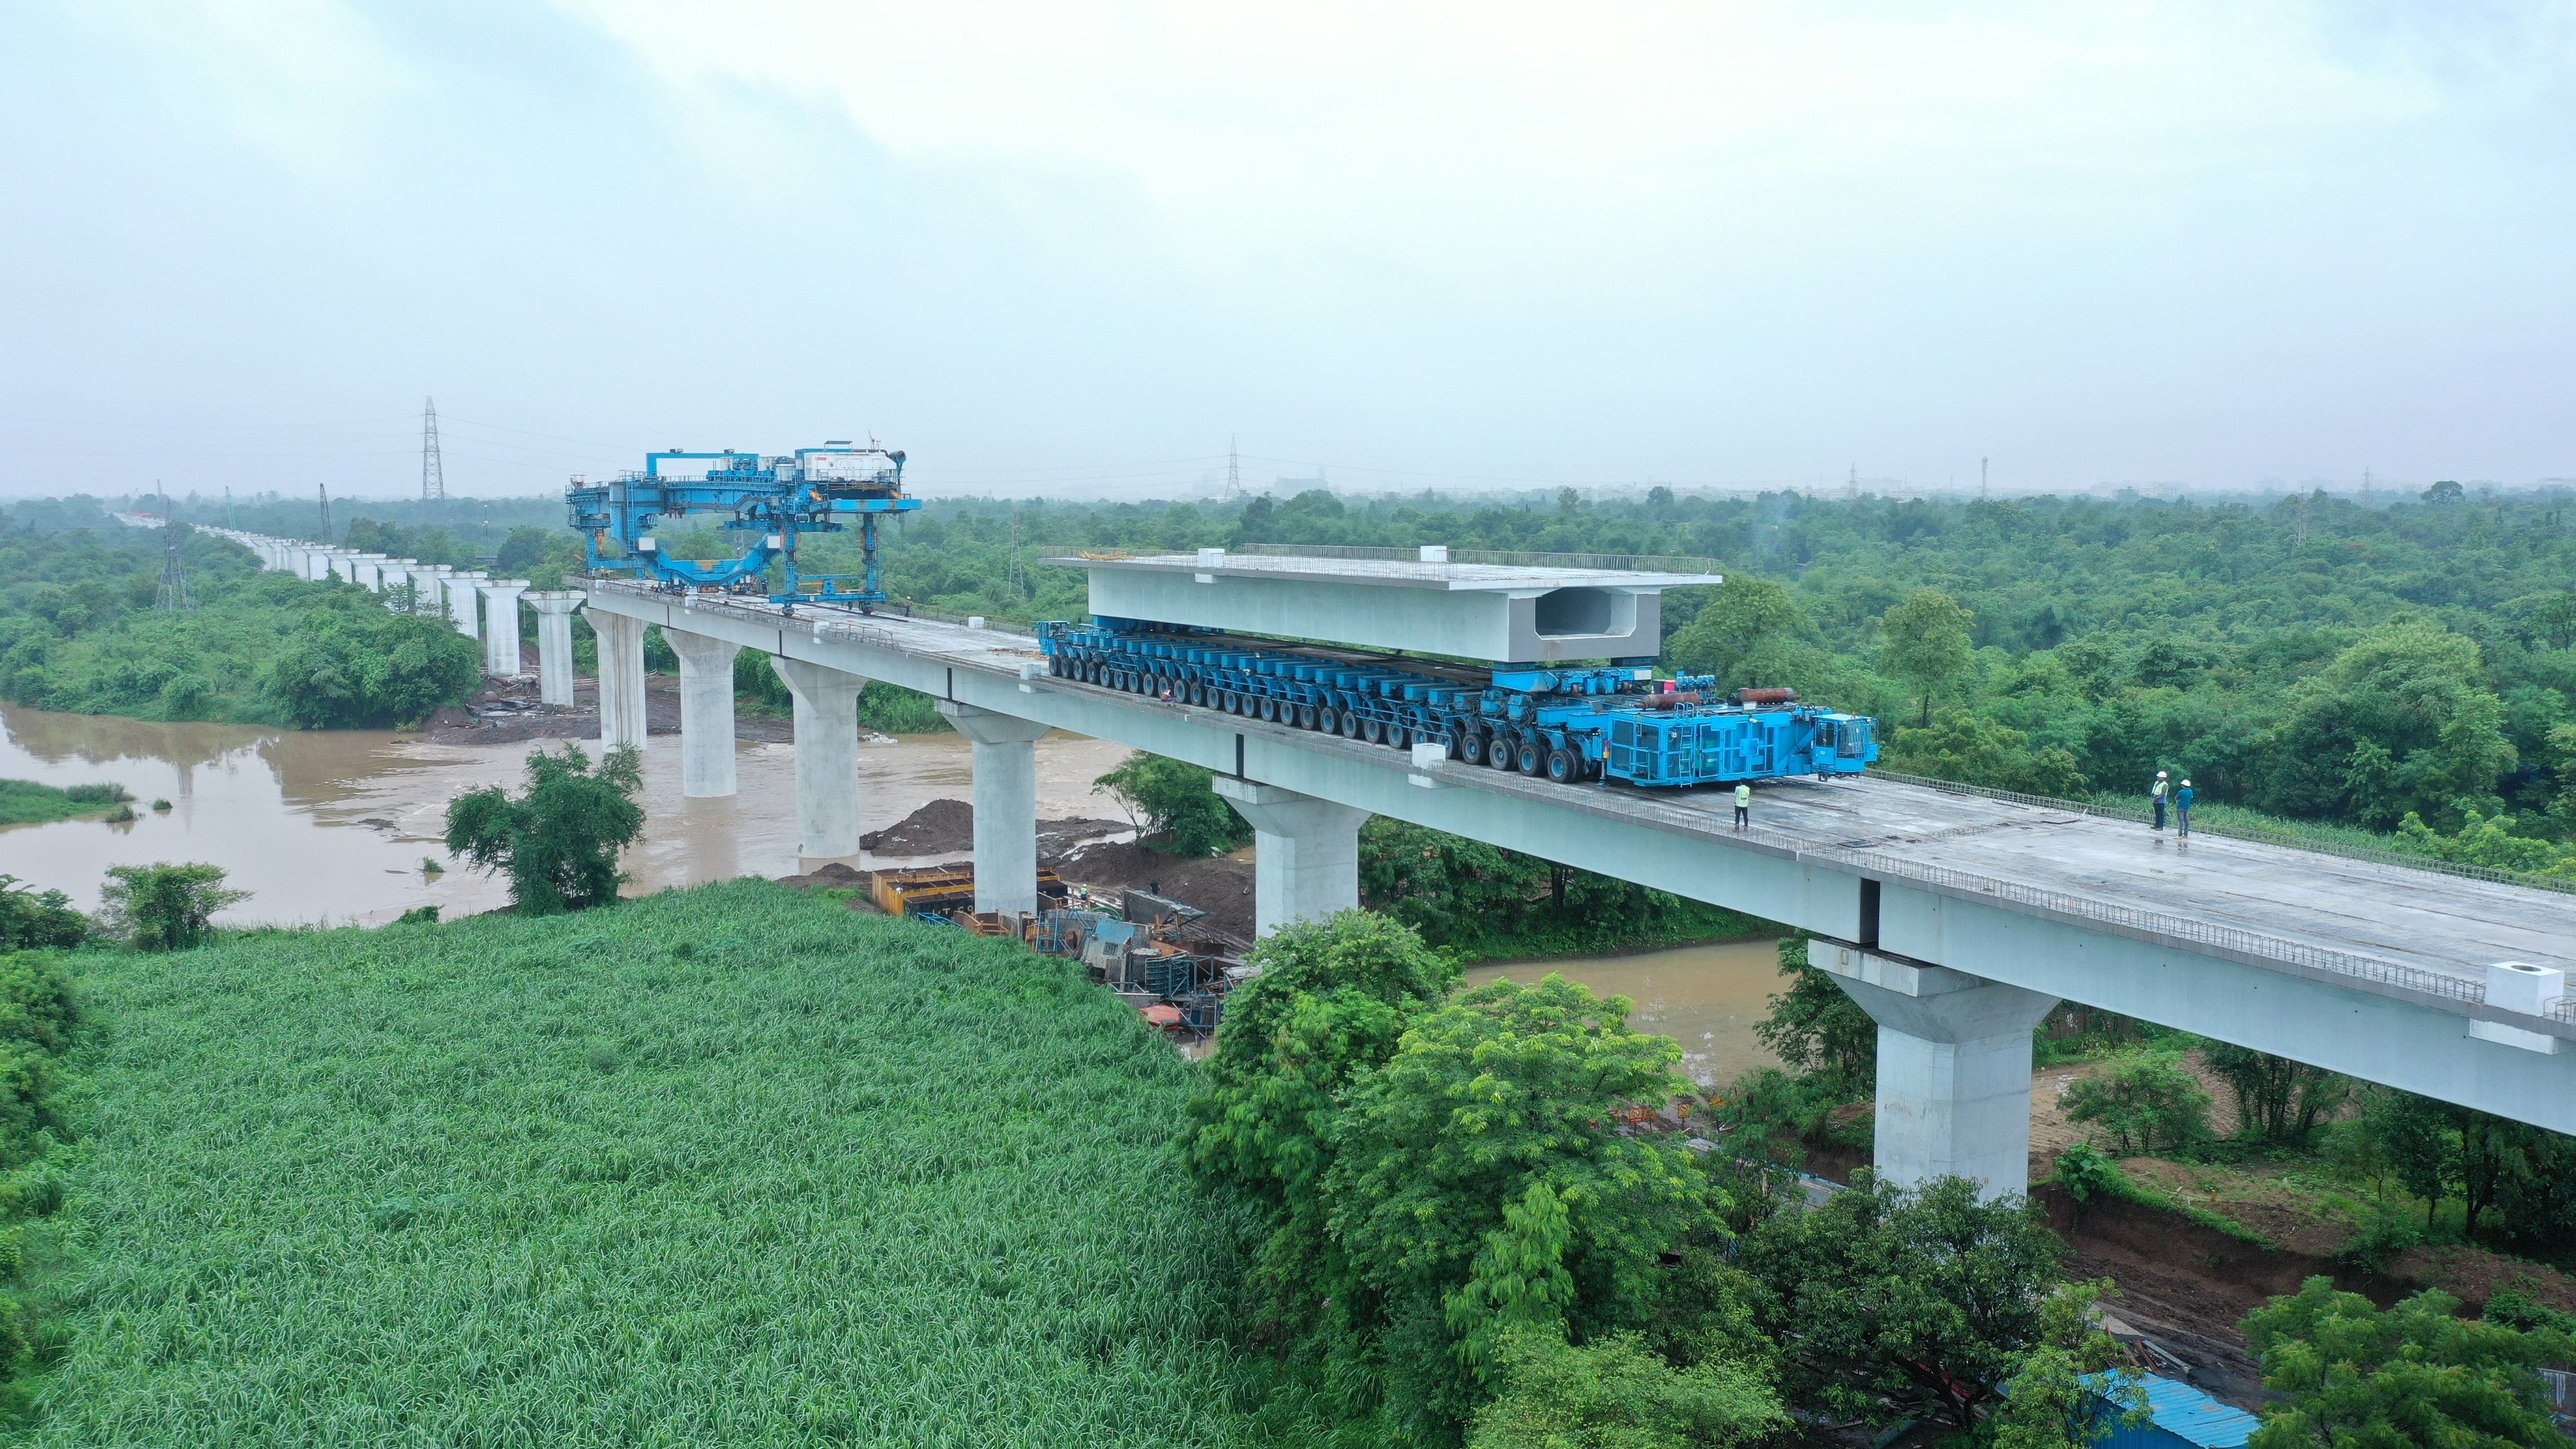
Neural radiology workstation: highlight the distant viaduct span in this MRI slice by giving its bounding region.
[206,528,2576,1197]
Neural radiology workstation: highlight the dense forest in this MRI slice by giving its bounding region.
[30,480,2576,869]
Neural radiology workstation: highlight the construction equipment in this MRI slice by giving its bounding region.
[565,442,921,608]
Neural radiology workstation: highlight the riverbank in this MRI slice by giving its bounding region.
[23,880,1270,1445]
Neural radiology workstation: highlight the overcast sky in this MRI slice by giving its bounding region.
[3,2,2571,501]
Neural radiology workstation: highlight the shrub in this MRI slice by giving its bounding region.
[0,877,89,952]
[2203,1043,2347,1145]
[98,862,248,950]
[2053,1141,2124,1226]
[445,744,645,914]
[1465,1331,1785,1449]
[262,607,482,728]
[2063,1053,2211,1157]
[1752,936,1877,1093]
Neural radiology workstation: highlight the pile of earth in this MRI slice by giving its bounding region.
[1047,837,1255,942]
[859,797,1130,857]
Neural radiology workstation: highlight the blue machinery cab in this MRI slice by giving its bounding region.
[566,442,920,608]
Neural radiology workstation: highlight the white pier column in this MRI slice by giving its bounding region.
[524,592,584,707]
[479,579,530,675]
[413,565,450,617]
[1212,777,1367,936]
[312,548,344,582]
[665,626,740,798]
[591,609,648,751]
[938,702,1051,916]
[773,657,868,859]
[1813,942,2060,1201]
[447,571,487,640]
[352,553,388,590]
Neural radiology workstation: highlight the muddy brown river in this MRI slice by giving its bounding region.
[0,704,1135,926]
[1468,940,1784,1089]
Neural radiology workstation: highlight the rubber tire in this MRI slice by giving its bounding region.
[1491,735,1520,771]
[1340,711,1363,739]
[1447,730,1470,761]
[1297,703,1318,730]
[1317,707,1340,735]
[1388,727,1411,750]
[1545,747,1577,784]
[1460,731,1486,765]
[1260,697,1279,722]
[1362,718,1385,745]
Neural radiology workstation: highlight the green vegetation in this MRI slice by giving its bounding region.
[2062,1053,2214,1158]
[1356,816,1771,960]
[24,880,1266,1445]
[0,518,480,728]
[0,948,86,1416]
[2243,1278,2572,1448]
[0,784,129,830]
[0,882,87,955]
[1094,755,1249,858]
[444,744,645,914]
[95,863,248,952]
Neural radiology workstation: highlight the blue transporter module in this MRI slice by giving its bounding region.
[1035,621,1876,788]
[565,442,921,608]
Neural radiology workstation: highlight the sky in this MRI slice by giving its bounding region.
[2,1,2571,502]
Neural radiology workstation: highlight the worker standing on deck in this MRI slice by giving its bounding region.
[1734,782,1752,830]
[2151,770,2169,831]
[2176,779,2194,839]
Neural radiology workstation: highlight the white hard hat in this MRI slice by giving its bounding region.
[2157,770,2168,777]
[2182,779,2192,787]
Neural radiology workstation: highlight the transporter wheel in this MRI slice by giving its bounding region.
[1188,682,1206,707]
[1340,711,1363,739]
[1225,691,1243,714]
[1460,731,1487,765]
[1317,706,1340,735]
[1297,703,1319,730]
[1545,747,1578,784]
[1515,738,1545,774]
[1259,697,1279,723]
[1362,717,1385,745]
[1490,734,1521,771]
[1446,728,1470,760]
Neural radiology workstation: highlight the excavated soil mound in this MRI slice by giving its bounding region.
[776,862,870,892]
[1045,838,1255,941]
[860,798,1129,858]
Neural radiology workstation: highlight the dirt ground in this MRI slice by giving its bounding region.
[857,797,1130,859]
[1047,836,1257,941]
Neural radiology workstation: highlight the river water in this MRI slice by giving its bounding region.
[0,705,1135,926]
[3,704,1782,1079]
[1467,940,1785,1089]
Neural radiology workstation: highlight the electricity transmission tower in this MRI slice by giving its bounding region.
[421,396,447,502]
[156,484,190,612]
[318,483,332,541]
[1227,436,1240,499]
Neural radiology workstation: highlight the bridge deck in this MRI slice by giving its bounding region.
[638,587,2576,1017]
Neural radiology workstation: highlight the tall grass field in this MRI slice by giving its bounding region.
[19,880,1266,1446]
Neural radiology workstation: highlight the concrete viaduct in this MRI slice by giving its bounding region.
[203,529,2576,1199]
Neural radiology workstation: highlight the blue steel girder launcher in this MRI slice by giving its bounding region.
[1036,548,1878,789]
[566,441,920,608]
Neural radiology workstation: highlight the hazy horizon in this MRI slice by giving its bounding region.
[5,3,2570,502]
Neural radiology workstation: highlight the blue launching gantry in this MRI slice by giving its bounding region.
[565,441,921,609]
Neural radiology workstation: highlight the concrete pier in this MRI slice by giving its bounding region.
[411,565,450,616]
[772,657,868,859]
[446,571,487,640]
[940,702,1052,916]
[1212,777,1366,935]
[591,611,648,752]
[666,627,740,797]
[1815,943,2060,1199]
[352,554,388,591]
[525,592,584,706]
[377,558,411,597]
[479,579,530,675]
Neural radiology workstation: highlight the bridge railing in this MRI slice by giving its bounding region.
[1233,543,1725,575]
[1870,767,2576,900]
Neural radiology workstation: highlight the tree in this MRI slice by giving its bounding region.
[1752,936,1876,1092]
[2063,1053,2211,1157]
[98,862,248,950]
[2259,621,2516,829]
[2203,1045,2348,1145]
[0,875,89,951]
[444,744,644,915]
[262,606,483,729]
[2367,1087,2460,1231]
[1466,1331,1785,1449]
[1665,576,1809,689]
[1184,911,1458,1383]
[1326,974,1719,1435]
[1737,1175,2067,1432]
[1987,1282,2150,1449]
[1884,709,2089,797]
[2243,1277,2570,1448]
[1093,753,1250,858]
[1878,589,1974,724]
